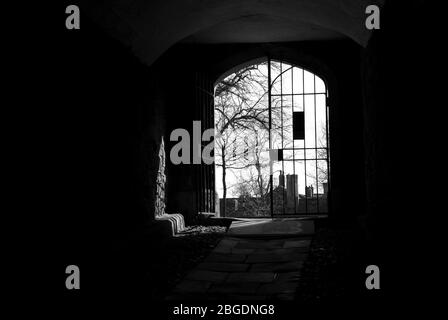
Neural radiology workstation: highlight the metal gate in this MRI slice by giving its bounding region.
[215,58,330,217]
[267,59,330,216]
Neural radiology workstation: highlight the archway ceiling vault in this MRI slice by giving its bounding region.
[86,0,384,66]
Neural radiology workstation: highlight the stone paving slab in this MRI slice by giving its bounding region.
[257,281,298,294]
[231,248,255,254]
[219,238,240,247]
[275,293,296,300]
[226,272,276,283]
[226,294,268,300]
[234,240,285,249]
[197,262,249,272]
[276,271,301,282]
[253,247,308,255]
[186,270,229,282]
[205,253,247,263]
[213,247,232,253]
[245,252,308,263]
[250,261,304,272]
[208,282,260,294]
[174,280,212,293]
[213,239,239,252]
[283,239,312,248]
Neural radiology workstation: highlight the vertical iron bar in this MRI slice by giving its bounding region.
[280,62,285,215]
[303,68,308,214]
[195,72,199,213]
[200,73,204,213]
[325,89,330,214]
[291,65,297,214]
[268,58,273,219]
[314,75,319,214]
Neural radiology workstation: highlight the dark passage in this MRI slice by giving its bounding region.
[37,0,439,310]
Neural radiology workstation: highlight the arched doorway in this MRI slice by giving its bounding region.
[215,58,330,217]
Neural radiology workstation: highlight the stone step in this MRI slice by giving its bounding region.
[155,213,185,236]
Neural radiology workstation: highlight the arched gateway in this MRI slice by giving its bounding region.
[215,59,330,217]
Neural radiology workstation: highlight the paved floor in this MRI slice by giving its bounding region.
[167,219,313,300]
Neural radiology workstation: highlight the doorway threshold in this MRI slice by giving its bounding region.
[227,218,315,238]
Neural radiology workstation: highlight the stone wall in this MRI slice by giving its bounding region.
[358,0,437,298]
[154,137,166,217]
[52,16,174,255]
[359,1,434,245]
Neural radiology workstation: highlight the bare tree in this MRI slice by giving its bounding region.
[215,62,286,215]
[215,63,270,215]
[232,128,272,216]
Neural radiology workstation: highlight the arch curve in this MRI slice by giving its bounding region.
[211,45,338,106]
[85,0,384,66]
